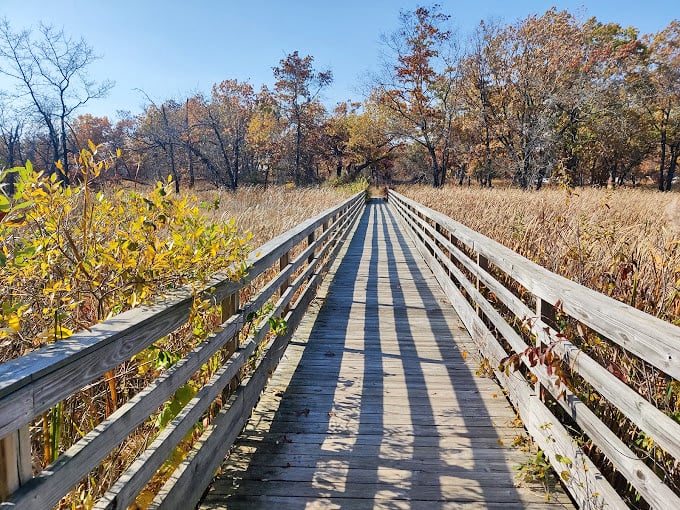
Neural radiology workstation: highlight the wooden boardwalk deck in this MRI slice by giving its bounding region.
[200,200,574,509]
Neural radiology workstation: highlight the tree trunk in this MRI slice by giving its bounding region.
[295,116,301,185]
[185,99,195,188]
[665,143,679,192]
[659,127,667,191]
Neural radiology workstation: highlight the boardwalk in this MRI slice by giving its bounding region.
[200,200,573,509]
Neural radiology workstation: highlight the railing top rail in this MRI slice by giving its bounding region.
[389,189,680,380]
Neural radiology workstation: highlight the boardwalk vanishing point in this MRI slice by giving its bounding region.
[200,200,574,509]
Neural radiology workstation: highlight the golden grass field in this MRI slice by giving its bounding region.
[398,185,680,324]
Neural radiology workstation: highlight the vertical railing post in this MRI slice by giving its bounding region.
[0,426,31,501]
[307,230,316,266]
[279,251,290,315]
[476,252,489,318]
[535,297,557,400]
[221,290,240,396]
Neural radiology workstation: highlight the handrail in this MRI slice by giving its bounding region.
[0,192,365,509]
[389,189,680,510]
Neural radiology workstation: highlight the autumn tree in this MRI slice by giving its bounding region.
[273,51,332,185]
[0,19,112,185]
[203,79,254,189]
[639,21,680,190]
[324,98,397,182]
[460,20,503,187]
[247,86,284,186]
[374,5,459,187]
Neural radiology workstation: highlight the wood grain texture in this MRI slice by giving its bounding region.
[200,200,573,509]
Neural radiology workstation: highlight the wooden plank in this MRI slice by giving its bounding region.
[0,427,30,501]
[201,494,564,510]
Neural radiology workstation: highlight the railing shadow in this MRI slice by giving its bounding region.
[379,202,527,503]
[211,199,548,507]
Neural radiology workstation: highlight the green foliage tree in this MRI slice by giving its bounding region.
[273,51,332,185]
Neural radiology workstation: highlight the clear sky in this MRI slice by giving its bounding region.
[0,0,677,120]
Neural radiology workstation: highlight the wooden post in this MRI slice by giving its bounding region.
[221,291,240,396]
[536,297,557,335]
[0,426,31,501]
[476,253,489,318]
[307,230,316,266]
[279,252,290,314]
[535,297,557,401]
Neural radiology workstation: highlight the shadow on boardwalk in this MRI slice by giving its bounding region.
[200,200,572,509]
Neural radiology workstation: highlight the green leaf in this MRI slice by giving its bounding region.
[0,194,9,212]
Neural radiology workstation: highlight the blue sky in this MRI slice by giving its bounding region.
[0,1,677,120]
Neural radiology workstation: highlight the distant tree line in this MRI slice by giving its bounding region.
[1,8,678,191]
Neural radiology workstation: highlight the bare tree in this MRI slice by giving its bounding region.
[0,92,23,194]
[0,19,113,184]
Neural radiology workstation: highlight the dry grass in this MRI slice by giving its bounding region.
[199,185,355,246]
[398,185,680,323]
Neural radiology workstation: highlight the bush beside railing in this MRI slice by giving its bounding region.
[0,192,364,509]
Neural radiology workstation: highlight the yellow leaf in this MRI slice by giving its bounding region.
[8,314,20,332]
[462,350,467,360]
[88,139,97,153]
[56,325,73,339]
[116,148,122,158]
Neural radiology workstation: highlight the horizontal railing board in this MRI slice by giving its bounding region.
[389,191,680,381]
[393,197,680,508]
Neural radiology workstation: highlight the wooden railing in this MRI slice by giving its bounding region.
[389,190,680,510]
[0,192,365,510]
